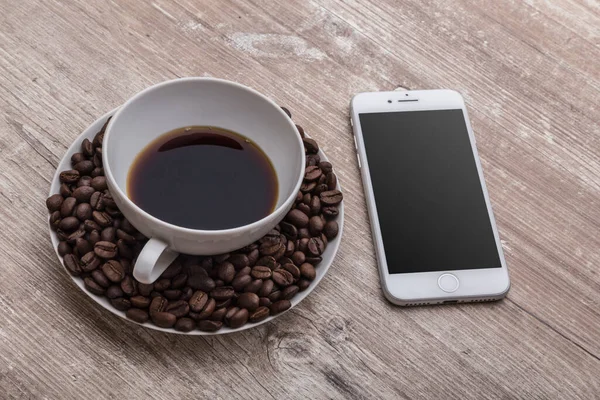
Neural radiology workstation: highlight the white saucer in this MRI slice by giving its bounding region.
[48,109,344,335]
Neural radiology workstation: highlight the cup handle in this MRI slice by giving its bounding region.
[133,238,179,284]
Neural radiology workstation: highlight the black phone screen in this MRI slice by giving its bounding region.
[359,109,501,274]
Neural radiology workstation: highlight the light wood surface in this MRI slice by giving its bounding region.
[1,0,599,398]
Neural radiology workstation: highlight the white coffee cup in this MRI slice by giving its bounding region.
[103,78,305,284]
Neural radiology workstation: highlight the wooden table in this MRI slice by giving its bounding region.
[1,0,599,398]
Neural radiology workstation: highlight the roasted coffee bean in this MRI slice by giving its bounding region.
[91,167,104,178]
[251,266,272,279]
[282,263,301,279]
[93,153,102,168]
[224,307,240,326]
[197,320,222,332]
[102,260,124,282]
[268,290,281,302]
[191,298,215,320]
[121,275,136,296]
[94,241,118,259]
[323,220,339,239]
[171,273,188,289]
[149,296,168,314]
[72,186,95,203]
[46,194,64,212]
[295,191,303,203]
[59,183,72,198]
[309,216,324,236]
[318,161,333,174]
[286,209,309,228]
[81,138,94,157]
[50,211,61,231]
[154,278,171,291]
[306,256,322,266]
[56,229,68,241]
[150,291,162,298]
[165,300,190,318]
[67,228,86,244]
[75,203,92,221]
[300,181,317,194]
[249,306,270,323]
[63,253,81,276]
[326,172,338,190]
[256,256,277,270]
[90,176,107,191]
[77,176,93,189]
[320,190,343,205]
[90,191,104,210]
[120,259,132,275]
[259,238,283,257]
[231,274,252,291]
[83,219,100,232]
[318,174,327,185]
[138,283,154,297]
[281,285,299,300]
[71,152,87,165]
[272,269,294,287]
[174,318,195,332]
[88,230,101,246]
[60,197,77,217]
[111,298,131,311]
[92,211,112,227]
[280,222,298,240]
[189,291,208,312]
[84,277,105,295]
[304,165,322,182]
[237,292,259,311]
[247,249,259,266]
[228,254,249,270]
[285,240,295,257]
[228,308,249,329]
[258,279,274,297]
[295,124,305,138]
[270,300,291,315]
[300,263,316,280]
[214,253,230,264]
[298,238,310,253]
[58,241,72,256]
[298,279,311,291]
[161,262,182,279]
[164,290,182,300]
[130,295,151,308]
[126,308,149,324]
[306,154,320,167]
[189,274,215,292]
[60,170,80,184]
[259,297,272,307]
[307,237,325,257]
[91,269,110,288]
[303,138,319,154]
[291,251,305,266]
[152,312,176,328]
[104,206,122,218]
[100,227,116,242]
[309,196,321,216]
[102,193,116,208]
[237,266,251,276]
[322,206,339,219]
[210,286,235,301]
[80,251,101,272]
[215,299,232,309]
[209,307,227,322]
[313,184,328,196]
[244,279,263,294]
[106,285,124,299]
[74,160,94,175]
[75,238,92,256]
[117,240,133,259]
[116,229,135,244]
[217,262,235,283]
[297,203,311,216]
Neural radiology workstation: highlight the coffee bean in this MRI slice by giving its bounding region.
[191,298,215,320]
[273,269,294,287]
[164,289,182,300]
[72,186,95,203]
[92,211,112,227]
[307,237,325,257]
[49,212,60,231]
[291,251,306,267]
[80,251,101,272]
[100,227,115,242]
[111,298,131,311]
[90,192,104,211]
[152,312,176,328]
[174,318,195,332]
[90,176,107,191]
[215,299,231,309]
[228,308,249,329]
[128,295,150,308]
[238,266,251,276]
[286,209,309,228]
[83,220,101,233]
[102,260,124,282]
[303,138,319,154]
[304,165,322,181]
[217,262,235,283]
[313,184,328,196]
[106,285,124,299]
[104,207,121,218]
[91,167,104,178]
[149,296,168,314]
[249,306,270,323]
[282,263,301,280]
[120,259,132,275]
[280,222,298,240]
[326,172,338,190]
[300,263,316,280]
[270,300,291,315]
[237,292,259,311]
[209,307,227,321]
[46,194,64,212]
[138,283,154,297]
[306,154,320,167]
[75,203,92,221]
[154,278,171,291]
[259,297,272,307]
[281,285,299,300]
[231,274,252,291]
[197,320,222,332]
[224,307,240,326]
[60,197,77,217]
[213,253,230,264]
[309,196,321,216]
[298,279,311,291]
[244,279,263,294]
[259,239,283,257]
[91,270,110,288]
[88,230,101,246]
[320,190,343,205]
[75,238,92,257]
[285,241,295,257]
[60,170,80,184]
[58,241,72,256]
[189,291,208,312]
[116,239,132,259]
[171,273,188,289]
[84,277,105,295]
[189,274,215,292]
[71,152,87,166]
[322,220,339,239]
[268,290,281,302]
[322,206,339,219]
[258,279,274,297]
[67,228,86,244]
[210,286,235,301]
[297,203,311,216]
[165,300,190,318]
[295,124,305,138]
[318,161,333,174]
[93,153,102,168]
[81,138,94,157]
[228,254,249,270]
[256,256,277,270]
[94,241,118,259]
[116,229,135,244]
[309,216,324,236]
[74,160,94,175]
[77,177,92,189]
[102,193,116,208]
[125,308,149,324]
[121,275,136,296]
[251,266,272,279]
[161,261,182,279]
[300,181,317,193]
[63,253,81,276]
[59,183,72,198]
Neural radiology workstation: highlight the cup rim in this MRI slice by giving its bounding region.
[102,77,305,236]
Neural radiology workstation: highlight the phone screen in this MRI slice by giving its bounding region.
[359,109,501,274]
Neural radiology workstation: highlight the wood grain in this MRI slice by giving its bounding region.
[1,0,599,398]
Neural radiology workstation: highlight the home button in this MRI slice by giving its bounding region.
[438,274,459,293]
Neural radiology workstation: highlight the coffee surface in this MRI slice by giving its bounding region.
[127,126,278,230]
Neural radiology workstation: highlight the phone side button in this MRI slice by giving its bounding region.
[356,153,361,169]
[353,136,358,150]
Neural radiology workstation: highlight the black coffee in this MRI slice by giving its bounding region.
[127,126,278,230]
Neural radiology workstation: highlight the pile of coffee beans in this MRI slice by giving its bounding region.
[47,107,342,332]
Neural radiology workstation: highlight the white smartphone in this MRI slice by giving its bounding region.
[350,89,510,305]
